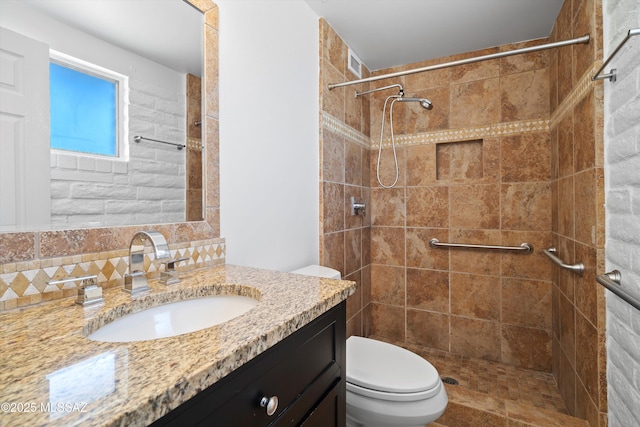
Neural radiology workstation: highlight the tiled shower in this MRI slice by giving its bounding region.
[319,0,606,425]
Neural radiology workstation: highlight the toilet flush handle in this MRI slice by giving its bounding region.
[260,395,278,416]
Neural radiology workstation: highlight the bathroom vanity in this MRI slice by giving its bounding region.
[0,265,354,427]
[153,301,346,426]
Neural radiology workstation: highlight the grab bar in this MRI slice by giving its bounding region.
[429,238,533,254]
[596,271,640,311]
[542,248,584,275]
[592,28,640,82]
[134,135,185,150]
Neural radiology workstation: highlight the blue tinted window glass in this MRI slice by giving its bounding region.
[50,62,117,156]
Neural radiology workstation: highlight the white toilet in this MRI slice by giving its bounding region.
[290,265,448,427]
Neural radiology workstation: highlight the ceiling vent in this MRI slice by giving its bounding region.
[348,48,362,78]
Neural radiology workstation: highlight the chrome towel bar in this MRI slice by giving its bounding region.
[596,271,640,312]
[542,248,584,275]
[134,135,186,150]
[429,238,533,254]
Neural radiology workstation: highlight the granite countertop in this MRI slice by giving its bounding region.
[0,264,355,427]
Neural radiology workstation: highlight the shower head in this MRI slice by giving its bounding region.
[396,97,433,110]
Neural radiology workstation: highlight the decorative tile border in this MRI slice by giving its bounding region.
[322,113,371,147]
[187,138,203,151]
[373,119,551,148]
[0,238,226,311]
[549,63,600,129]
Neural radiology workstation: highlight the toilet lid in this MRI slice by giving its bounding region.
[346,336,440,394]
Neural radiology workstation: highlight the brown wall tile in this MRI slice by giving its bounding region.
[321,232,344,276]
[371,227,405,266]
[501,68,550,121]
[501,231,553,281]
[574,91,596,173]
[345,229,362,276]
[448,229,502,276]
[407,309,450,351]
[501,182,552,231]
[502,278,552,329]
[322,129,345,183]
[406,228,449,270]
[406,186,449,227]
[450,184,500,229]
[371,264,405,306]
[575,311,599,408]
[501,324,552,371]
[558,114,575,178]
[404,86,450,133]
[371,302,405,341]
[558,342,577,414]
[450,57,500,84]
[574,169,598,246]
[345,270,362,320]
[322,182,345,233]
[345,140,363,186]
[450,316,501,361]
[371,188,405,226]
[500,40,551,75]
[450,273,500,321]
[406,268,449,312]
[501,133,551,182]
[437,140,484,181]
[406,144,437,186]
[450,78,501,127]
[371,147,406,188]
[559,291,576,369]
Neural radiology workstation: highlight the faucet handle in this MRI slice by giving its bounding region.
[48,275,103,306]
[160,257,189,286]
[161,257,190,271]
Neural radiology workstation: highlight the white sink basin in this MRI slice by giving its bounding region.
[87,295,259,342]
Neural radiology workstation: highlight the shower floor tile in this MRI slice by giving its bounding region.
[370,336,568,415]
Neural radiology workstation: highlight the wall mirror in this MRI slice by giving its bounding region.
[0,0,204,231]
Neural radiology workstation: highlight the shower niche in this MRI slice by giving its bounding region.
[436,139,483,181]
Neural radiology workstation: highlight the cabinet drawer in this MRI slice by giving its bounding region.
[153,302,346,427]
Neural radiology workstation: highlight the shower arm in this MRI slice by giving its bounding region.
[355,83,404,98]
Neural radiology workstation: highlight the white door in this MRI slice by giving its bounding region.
[0,27,51,228]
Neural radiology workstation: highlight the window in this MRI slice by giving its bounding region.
[49,51,128,158]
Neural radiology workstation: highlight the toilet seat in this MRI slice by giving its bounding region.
[346,379,442,402]
[346,336,442,402]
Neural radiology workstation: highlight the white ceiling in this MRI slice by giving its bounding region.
[17,0,565,76]
[304,0,565,71]
[19,0,202,76]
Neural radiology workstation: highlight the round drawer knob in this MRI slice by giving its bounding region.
[260,395,279,416]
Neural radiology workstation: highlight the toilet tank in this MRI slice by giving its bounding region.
[290,265,341,280]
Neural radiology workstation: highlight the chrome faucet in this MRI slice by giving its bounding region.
[124,230,171,295]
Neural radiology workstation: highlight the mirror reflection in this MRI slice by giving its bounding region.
[0,0,203,231]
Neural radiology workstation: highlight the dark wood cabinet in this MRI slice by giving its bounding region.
[152,301,346,427]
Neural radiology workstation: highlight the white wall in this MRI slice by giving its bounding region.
[603,0,640,426]
[217,1,320,271]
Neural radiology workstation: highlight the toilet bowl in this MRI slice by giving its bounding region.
[290,265,448,427]
[345,336,447,427]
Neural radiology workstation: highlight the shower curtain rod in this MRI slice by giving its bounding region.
[328,34,590,90]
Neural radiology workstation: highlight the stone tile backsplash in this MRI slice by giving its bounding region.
[0,236,225,311]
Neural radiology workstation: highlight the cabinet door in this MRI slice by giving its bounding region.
[299,382,341,427]
[152,302,346,427]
